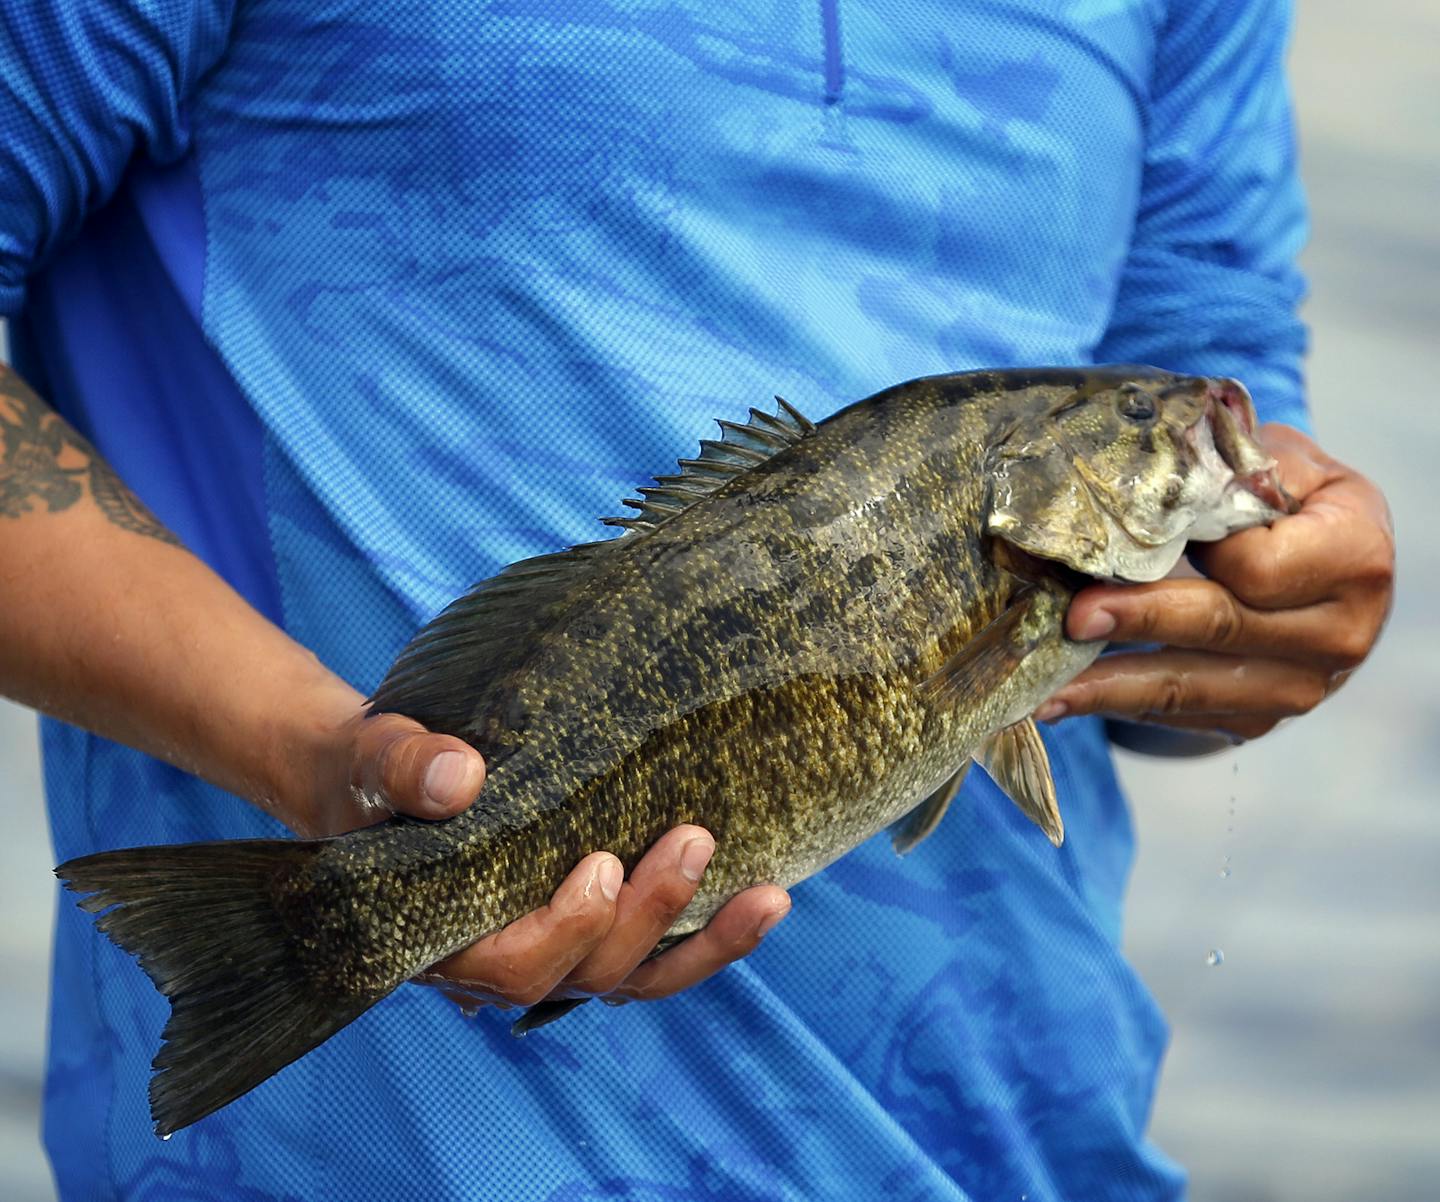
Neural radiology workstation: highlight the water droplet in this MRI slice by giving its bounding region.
[1219,866,1231,879]
[160,1132,173,1142]
[1206,948,1225,967]
[460,1003,479,1019]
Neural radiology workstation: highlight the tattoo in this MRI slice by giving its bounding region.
[0,368,182,546]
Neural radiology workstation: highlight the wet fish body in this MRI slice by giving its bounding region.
[57,366,1292,1134]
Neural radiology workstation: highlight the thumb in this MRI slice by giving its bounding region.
[354,712,486,821]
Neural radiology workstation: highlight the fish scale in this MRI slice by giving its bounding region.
[56,365,1295,1134]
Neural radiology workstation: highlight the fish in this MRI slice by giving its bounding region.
[55,365,1296,1135]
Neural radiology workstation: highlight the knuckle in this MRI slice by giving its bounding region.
[1237,553,1285,607]
[377,733,418,793]
[507,980,551,1008]
[1151,675,1188,717]
[573,966,628,997]
[1124,603,1162,641]
[1203,595,1243,648]
[1328,624,1374,671]
[558,898,613,945]
[638,877,694,924]
[1352,524,1397,589]
[1237,716,1278,740]
[1286,676,1328,716]
[486,963,537,1005]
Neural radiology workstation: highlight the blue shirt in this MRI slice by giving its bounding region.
[1,3,1308,1199]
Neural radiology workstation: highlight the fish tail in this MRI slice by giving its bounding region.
[57,838,383,1137]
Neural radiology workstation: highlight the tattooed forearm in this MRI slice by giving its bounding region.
[0,367,181,546]
[87,458,183,545]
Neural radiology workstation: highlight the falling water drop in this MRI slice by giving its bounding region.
[1206,948,1225,967]
[460,1002,479,1019]
[160,1132,173,1142]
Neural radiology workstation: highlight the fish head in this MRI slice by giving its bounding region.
[986,368,1297,583]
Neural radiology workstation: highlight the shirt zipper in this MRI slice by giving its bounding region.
[820,0,845,107]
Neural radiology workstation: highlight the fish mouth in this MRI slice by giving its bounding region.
[1190,379,1299,516]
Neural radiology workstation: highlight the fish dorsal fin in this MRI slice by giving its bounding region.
[977,718,1064,847]
[369,397,815,745]
[601,396,815,534]
[891,761,971,855]
[368,540,614,742]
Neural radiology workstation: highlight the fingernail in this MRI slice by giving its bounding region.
[596,856,623,902]
[1033,700,1067,723]
[679,835,715,882]
[424,751,475,808]
[1074,609,1117,641]
[756,903,789,939]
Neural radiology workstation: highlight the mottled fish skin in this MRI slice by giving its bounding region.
[57,365,1291,1133]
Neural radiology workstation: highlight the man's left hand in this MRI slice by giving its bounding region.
[1034,424,1394,742]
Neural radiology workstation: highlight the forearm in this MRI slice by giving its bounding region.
[0,363,361,824]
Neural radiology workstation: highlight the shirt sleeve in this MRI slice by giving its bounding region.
[1096,0,1311,432]
[0,2,237,317]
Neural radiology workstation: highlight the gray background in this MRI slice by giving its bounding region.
[0,1,1434,1197]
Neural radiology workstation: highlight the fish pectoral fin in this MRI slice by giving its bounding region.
[890,761,971,855]
[918,587,1043,708]
[977,718,1064,847]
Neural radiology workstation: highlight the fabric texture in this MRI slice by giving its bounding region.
[2,1,1309,1199]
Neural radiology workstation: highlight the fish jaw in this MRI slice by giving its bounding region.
[1181,379,1298,544]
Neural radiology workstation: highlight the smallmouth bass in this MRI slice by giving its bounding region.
[57,365,1295,1134]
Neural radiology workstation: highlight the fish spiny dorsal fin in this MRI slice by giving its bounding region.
[600,394,815,535]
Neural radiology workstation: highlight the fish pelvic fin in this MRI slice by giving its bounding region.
[891,762,971,855]
[57,839,386,1137]
[978,718,1064,847]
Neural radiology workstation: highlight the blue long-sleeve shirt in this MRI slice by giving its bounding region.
[1,3,1308,1199]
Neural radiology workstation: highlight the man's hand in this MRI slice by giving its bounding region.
[1034,425,1394,742]
[289,701,789,1014]
[422,826,789,1013]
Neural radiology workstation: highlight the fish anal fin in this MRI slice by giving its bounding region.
[510,928,694,1034]
[891,761,971,855]
[511,996,590,1036]
[978,718,1064,847]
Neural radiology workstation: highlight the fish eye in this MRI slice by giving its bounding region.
[1118,392,1157,423]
